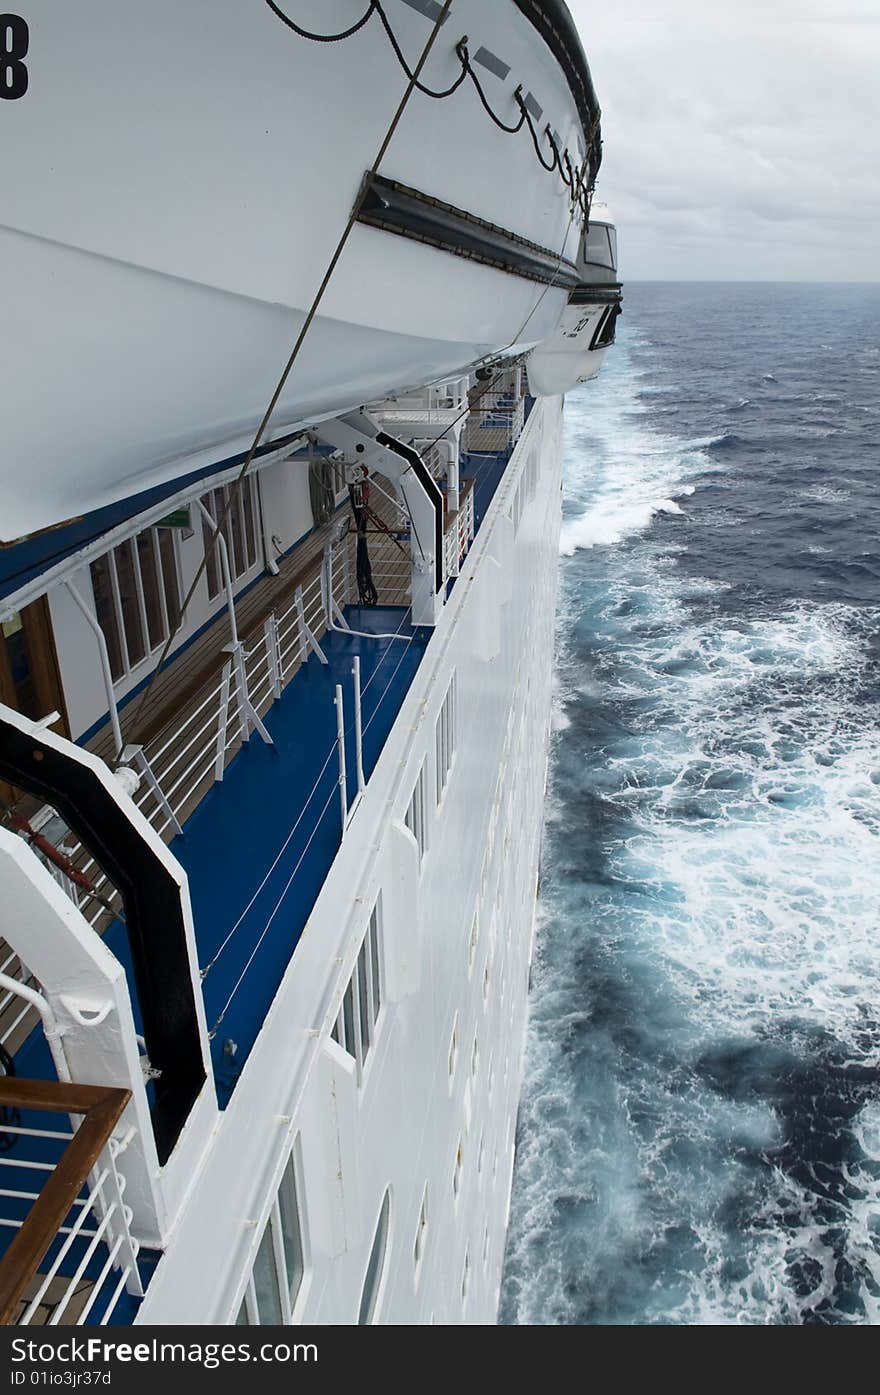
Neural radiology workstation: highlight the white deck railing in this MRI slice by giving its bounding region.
[22,559,349,933]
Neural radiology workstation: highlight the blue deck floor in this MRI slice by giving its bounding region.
[173,604,428,1099]
[15,608,427,1102]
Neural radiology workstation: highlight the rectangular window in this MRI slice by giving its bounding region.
[200,477,262,601]
[90,525,181,683]
[276,1153,305,1313]
[435,674,457,805]
[331,903,382,1080]
[405,762,428,865]
[244,1147,307,1325]
[252,1220,284,1324]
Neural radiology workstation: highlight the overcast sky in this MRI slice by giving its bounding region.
[569,0,879,281]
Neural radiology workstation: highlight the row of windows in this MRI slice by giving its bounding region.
[90,477,263,687]
[330,903,382,1078]
[90,527,181,683]
[403,672,457,869]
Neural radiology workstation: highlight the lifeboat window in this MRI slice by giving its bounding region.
[583,222,616,272]
[405,762,428,864]
[358,1189,391,1325]
[590,303,621,352]
[90,525,181,683]
[435,673,457,805]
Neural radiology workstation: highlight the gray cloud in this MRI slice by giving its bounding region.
[569,0,880,279]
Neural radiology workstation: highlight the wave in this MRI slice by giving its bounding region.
[557,350,721,556]
[503,317,880,1327]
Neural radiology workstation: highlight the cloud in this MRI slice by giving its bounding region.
[568,0,880,279]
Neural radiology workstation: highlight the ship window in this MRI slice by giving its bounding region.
[252,1218,284,1324]
[435,673,457,805]
[405,762,428,865]
[358,1189,391,1325]
[277,1152,305,1312]
[201,477,262,601]
[414,1185,428,1274]
[90,525,182,684]
[331,902,382,1079]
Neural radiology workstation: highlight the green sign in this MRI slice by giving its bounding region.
[156,507,192,530]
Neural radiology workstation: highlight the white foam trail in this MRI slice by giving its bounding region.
[503,336,880,1326]
[558,348,720,556]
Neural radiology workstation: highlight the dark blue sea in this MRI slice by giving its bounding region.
[500,282,880,1325]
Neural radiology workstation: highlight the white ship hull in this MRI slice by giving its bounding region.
[2,0,590,540]
[135,395,563,1325]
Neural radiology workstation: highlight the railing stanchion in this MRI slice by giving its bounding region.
[352,657,365,796]
[296,585,328,665]
[215,659,232,781]
[120,744,183,838]
[335,685,348,830]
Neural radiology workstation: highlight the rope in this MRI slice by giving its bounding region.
[263,0,377,42]
[126,0,455,751]
[263,0,594,216]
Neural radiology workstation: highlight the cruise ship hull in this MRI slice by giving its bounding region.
[135,395,564,1325]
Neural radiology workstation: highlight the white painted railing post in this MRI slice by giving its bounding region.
[335,685,348,830]
[341,533,353,606]
[215,658,232,781]
[264,613,282,698]
[352,657,365,796]
[295,586,328,665]
[225,641,273,748]
[64,579,123,758]
[121,744,183,838]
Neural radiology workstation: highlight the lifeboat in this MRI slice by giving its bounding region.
[525,201,623,395]
[0,1,602,541]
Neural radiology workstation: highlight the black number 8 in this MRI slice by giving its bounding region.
[1,14,28,100]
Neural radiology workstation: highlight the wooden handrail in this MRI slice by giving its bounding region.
[0,1078,131,1325]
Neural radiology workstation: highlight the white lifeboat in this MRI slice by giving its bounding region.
[0,0,603,542]
[526,201,622,395]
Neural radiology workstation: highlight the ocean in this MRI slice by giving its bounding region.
[500,281,880,1325]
